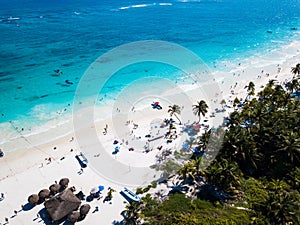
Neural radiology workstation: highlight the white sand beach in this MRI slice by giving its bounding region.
[0,40,299,225]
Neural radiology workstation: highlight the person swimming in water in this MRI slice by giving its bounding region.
[65,80,73,85]
[54,69,63,74]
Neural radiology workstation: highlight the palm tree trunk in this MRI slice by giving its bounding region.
[174,114,182,125]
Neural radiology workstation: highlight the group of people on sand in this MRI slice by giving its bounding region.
[1,199,23,225]
[112,139,135,154]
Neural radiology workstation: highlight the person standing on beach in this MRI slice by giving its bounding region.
[103,124,108,135]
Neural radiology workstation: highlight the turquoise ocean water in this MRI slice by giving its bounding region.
[0,0,300,133]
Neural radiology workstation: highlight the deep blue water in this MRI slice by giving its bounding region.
[0,0,299,125]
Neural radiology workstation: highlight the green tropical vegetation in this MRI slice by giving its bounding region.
[245,81,255,99]
[291,63,300,75]
[122,65,300,225]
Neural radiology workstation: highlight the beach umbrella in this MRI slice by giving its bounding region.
[90,187,99,195]
[193,146,200,152]
[38,189,50,200]
[182,143,189,150]
[193,124,200,131]
[28,194,39,206]
[67,211,80,223]
[79,204,91,216]
[59,178,69,189]
[98,185,104,191]
[223,119,230,124]
[49,184,61,194]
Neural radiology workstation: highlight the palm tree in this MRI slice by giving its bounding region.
[275,131,300,164]
[168,123,176,136]
[265,180,299,224]
[291,63,300,76]
[107,188,116,200]
[179,157,203,184]
[233,97,241,110]
[285,79,299,94]
[122,201,143,225]
[192,100,208,122]
[245,81,255,96]
[267,79,276,87]
[103,188,116,203]
[206,158,242,192]
[198,130,211,149]
[168,105,182,125]
[244,81,255,101]
[179,162,196,184]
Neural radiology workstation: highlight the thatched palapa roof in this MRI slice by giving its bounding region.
[38,189,50,199]
[44,189,81,221]
[80,204,91,216]
[59,178,69,188]
[49,184,60,194]
[28,194,39,206]
[67,211,80,223]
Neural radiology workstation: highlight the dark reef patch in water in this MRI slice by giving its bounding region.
[0,71,13,77]
[25,63,38,67]
[0,77,14,82]
[22,96,40,102]
[61,62,75,67]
